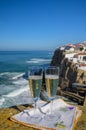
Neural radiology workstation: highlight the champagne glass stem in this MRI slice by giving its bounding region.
[50,100,53,114]
[33,105,35,116]
[33,97,38,116]
[34,100,36,115]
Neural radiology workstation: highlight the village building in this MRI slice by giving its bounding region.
[78,64,86,71]
[74,43,86,52]
[59,46,65,50]
[65,53,77,60]
[65,46,75,52]
[74,53,86,63]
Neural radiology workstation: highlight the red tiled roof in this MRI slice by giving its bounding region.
[66,44,76,48]
[80,64,86,66]
[76,53,86,56]
[75,44,83,47]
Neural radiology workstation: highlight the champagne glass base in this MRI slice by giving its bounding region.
[45,114,59,121]
[44,112,61,122]
[30,115,41,123]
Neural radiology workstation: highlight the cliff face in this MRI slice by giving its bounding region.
[51,49,65,66]
[51,48,86,89]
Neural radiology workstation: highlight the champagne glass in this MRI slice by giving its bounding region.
[44,66,60,121]
[28,67,43,123]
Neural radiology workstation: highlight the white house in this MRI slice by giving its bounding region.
[65,53,77,60]
[60,46,65,50]
[78,64,86,71]
[74,53,86,63]
[82,45,86,52]
[74,44,83,51]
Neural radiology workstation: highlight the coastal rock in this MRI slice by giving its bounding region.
[51,48,86,89]
[51,49,65,66]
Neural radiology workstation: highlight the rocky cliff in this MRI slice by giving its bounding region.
[51,48,86,90]
[51,49,65,66]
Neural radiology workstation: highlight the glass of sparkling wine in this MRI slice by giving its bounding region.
[45,66,60,121]
[28,67,43,123]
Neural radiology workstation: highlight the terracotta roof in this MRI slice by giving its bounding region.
[76,53,86,56]
[66,44,76,48]
[75,44,83,47]
[80,64,86,66]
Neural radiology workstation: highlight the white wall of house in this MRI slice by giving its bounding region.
[78,66,86,71]
[65,53,77,60]
[83,46,86,51]
[72,58,78,63]
[70,48,75,51]
[77,55,86,62]
[78,55,83,61]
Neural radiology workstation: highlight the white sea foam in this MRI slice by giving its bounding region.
[13,77,29,86]
[0,72,10,76]
[0,72,5,76]
[13,79,28,85]
[0,98,5,105]
[12,73,25,80]
[0,72,24,80]
[26,58,51,64]
[3,85,29,98]
[0,78,31,108]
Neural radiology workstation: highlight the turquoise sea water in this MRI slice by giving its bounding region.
[0,51,53,108]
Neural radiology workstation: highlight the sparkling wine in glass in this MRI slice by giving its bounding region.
[28,67,43,123]
[45,66,60,121]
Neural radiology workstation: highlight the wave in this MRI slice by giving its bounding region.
[3,85,29,98]
[13,79,28,85]
[26,58,51,64]
[12,73,25,80]
[0,72,26,81]
[0,72,10,76]
[0,98,5,106]
[0,90,33,108]
[0,78,30,107]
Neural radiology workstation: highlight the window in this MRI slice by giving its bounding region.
[83,56,86,61]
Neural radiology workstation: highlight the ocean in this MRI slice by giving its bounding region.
[0,50,53,108]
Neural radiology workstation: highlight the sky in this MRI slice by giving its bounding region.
[0,0,86,51]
